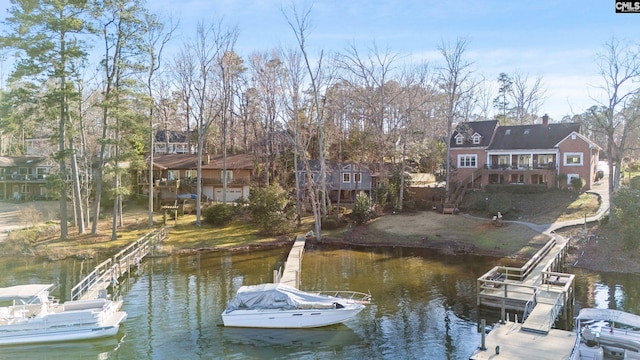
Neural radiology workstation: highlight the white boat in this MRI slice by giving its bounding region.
[221,283,371,328]
[575,308,640,360]
[0,284,127,345]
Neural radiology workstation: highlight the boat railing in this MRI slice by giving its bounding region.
[314,290,372,304]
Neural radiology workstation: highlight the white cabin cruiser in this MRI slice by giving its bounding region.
[0,284,127,345]
[575,308,640,360]
[222,283,371,328]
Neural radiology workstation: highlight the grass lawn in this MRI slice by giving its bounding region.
[8,188,601,260]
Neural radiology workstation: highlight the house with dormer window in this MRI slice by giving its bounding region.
[449,115,600,191]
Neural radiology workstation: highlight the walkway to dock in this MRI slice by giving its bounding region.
[278,235,306,288]
[71,227,166,300]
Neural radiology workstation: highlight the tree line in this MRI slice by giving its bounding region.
[0,1,638,241]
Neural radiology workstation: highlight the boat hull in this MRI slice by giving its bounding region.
[0,310,128,346]
[222,305,364,328]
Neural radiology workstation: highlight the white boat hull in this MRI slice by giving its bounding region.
[0,310,127,346]
[222,305,364,328]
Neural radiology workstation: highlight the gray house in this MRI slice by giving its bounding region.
[296,160,373,202]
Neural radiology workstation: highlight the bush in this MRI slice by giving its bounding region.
[202,203,237,226]
[247,184,296,236]
[351,192,375,224]
[570,177,585,191]
[613,188,640,249]
[629,176,640,190]
[487,193,511,215]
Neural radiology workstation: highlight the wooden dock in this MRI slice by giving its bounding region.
[277,235,306,288]
[477,235,574,334]
[469,321,578,360]
[70,228,166,300]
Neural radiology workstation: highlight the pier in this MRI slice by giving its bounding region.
[70,228,166,301]
[471,234,578,359]
[477,234,574,333]
[276,234,306,288]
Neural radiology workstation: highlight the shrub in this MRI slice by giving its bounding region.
[570,177,585,191]
[629,176,640,190]
[351,192,375,224]
[247,184,296,236]
[613,188,640,249]
[556,173,568,189]
[202,203,237,226]
[487,193,511,215]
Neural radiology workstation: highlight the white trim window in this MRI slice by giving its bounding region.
[472,134,481,144]
[343,173,351,183]
[455,135,463,145]
[564,152,583,166]
[457,154,477,168]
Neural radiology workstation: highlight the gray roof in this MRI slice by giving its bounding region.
[487,123,581,150]
[450,120,498,148]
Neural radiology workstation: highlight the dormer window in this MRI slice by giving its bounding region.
[455,134,464,145]
[472,134,481,144]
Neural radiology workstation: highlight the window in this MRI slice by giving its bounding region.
[538,154,554,165]
[354,173,361,183]
[564,152,583,166]
[472,135,481,144]
[221,170,233,182]
[185,170,197,180]
[457,154,477,168]
[343,173,351,183]
[455,136,463,145]
[167,170,180,181]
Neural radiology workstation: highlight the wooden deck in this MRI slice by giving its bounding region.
[278,235,306,288]
[469,321,578,360]
[477,235,574,334]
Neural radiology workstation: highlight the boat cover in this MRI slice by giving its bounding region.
[225,283,341,312]
[0,284,53,302]
[577,308,640,329]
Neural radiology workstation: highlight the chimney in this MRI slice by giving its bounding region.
[542,114,549,125]
[203,154,210,165]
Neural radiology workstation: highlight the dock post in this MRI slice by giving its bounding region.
[480,319,487,350]
[501,284,507,323]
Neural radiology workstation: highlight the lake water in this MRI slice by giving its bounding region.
[0,245,637,359]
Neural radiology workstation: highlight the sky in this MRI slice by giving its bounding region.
[1,0,639,121]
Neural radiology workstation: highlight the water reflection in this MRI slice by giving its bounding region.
[0,246,637,359]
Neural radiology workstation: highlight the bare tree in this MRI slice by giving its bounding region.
[143,12,176,227]
[509,71,547,125]
[283,3,329,240]
[587,38,640,224]
[186,20,238,225]
[437,38,475,201]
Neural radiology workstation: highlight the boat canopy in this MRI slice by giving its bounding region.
[225,283,342,312]
[577,308,640,329]
[0,284,53,302]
